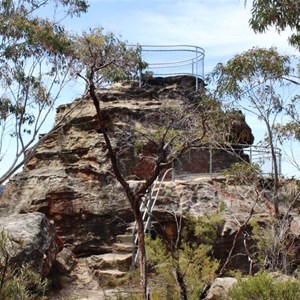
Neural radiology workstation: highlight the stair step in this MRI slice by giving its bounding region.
[87,253,132,272]
[126,222,136,234]
[116,234,133,244]
[97,269,127,276]
[93,269,128,282]
[112,243,133,253]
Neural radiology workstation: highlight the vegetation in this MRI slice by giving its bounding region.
[246,0,300,51]
[250,212,300,274]
[0,0,299,299]
[227,271,300,300]
[0,231,48,299]
[146,214,222,300]
[0,0,88,184]
[222,162,261,185]
[210,47,296,215]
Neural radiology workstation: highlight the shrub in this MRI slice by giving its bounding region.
[222,162,261,185]
[146,213,222,299]
[227,271,300,300]
[0,231,48,299]
[250,216,298,274]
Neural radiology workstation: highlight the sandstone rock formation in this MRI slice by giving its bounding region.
[0,76,268,297]
[0,76,254,254]
[0,212,60,277]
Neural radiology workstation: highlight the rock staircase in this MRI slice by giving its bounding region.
[85,169,172,285]
[86,237,133,285]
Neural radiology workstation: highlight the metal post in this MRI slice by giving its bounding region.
[250,146,252,163]
[209,146,213,177]
[195,46,198,92]
[192,59,194,76]
[146,188,152,232]
[138,46,142,87]
[202,48,204,84]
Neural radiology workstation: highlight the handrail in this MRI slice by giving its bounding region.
[173,144,282,179]
[126,44,205,91]
[143,168,173,233]
[132,168,173,265]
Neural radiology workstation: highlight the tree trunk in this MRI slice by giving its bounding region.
[133,204,148,300]
[265,120,279,215]
[173,266,188,300]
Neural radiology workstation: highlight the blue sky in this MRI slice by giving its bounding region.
[2,0,300,179]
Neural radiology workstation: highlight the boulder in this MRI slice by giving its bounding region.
[54,247,76,274]
[205,277,237,300]
[87,253,132,273]
[0,212,60,277]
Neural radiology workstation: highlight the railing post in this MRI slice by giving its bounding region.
[192,58,195,76]
[138,46,142,87]
[195,46,198,92]
[209,146,213,177]
[202,48,205,83]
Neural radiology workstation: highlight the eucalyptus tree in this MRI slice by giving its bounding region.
[70,28,220,299]
[275,94,300,173]
[246,0,300,51]
[0,0,88,184]
[210,47,293,215]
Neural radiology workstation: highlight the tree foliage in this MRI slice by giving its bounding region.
[146,214,222,299]
[247,0,300,50]
[228,271,300,300]
[210,47,296,214]
[250,216,299,274]
[0,0,88,184]
[211,47,291,100]
[71,28,145,86]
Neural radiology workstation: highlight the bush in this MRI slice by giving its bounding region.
[0,231,48,299]
[146,214,222,299]
[227,272,300,300]
[222,162,261,185]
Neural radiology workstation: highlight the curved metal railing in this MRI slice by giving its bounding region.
[127,44,205,91]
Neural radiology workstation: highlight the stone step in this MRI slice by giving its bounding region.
[116,234,133,244]
[112,242,133,254]
[98,269,127,276]
[126,221,136,234]
[93,269,128,283]
[87,253,132,272]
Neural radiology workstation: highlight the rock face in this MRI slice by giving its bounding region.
[2,76,300,299]
[0,76,254,256]
[0,76,261,296]
[0,212,60,277]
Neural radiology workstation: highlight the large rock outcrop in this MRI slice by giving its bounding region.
[0,76,255,257]
[1,76,300,298]
[0,212,60,277]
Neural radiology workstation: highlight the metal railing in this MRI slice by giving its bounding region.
[129,45,205,91]
[132,168,173,266]
[173,144,282,179]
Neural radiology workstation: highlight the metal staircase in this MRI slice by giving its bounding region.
[132,168,172,265]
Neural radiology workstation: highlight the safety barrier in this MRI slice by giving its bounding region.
[128,44,205,91]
